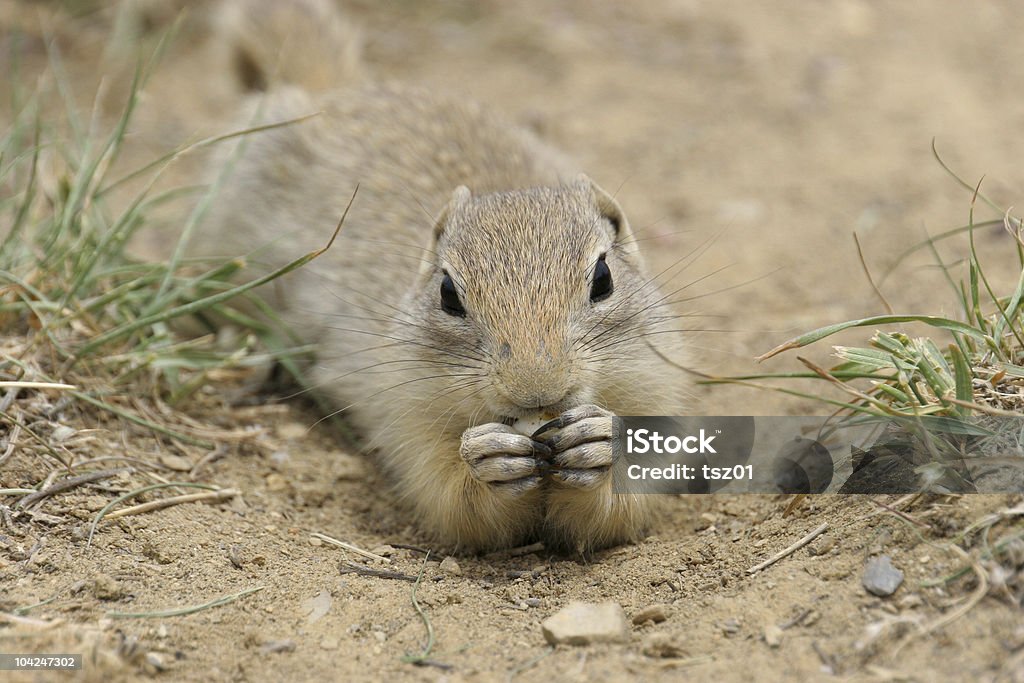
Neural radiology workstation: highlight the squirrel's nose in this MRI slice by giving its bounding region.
[501,379,583,414]
[496,370,574,411]
[494,336,578,409]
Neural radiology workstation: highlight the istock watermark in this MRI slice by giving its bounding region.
[610,415,1024,495]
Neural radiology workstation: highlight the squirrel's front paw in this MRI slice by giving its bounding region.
[460,423,550,497]
[535,405,615,490]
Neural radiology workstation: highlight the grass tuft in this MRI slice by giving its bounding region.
[0,29,342,549]
[713,147,1024,422]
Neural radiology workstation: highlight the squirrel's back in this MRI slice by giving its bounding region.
[195,0,690,552]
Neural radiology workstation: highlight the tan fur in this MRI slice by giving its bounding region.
[215,0,362,92]
[193,1,690,553]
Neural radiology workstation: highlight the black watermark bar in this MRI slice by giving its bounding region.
[0,654,83,670]
[611,416,1024,495]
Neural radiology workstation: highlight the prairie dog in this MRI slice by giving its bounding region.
[196,0,690,552]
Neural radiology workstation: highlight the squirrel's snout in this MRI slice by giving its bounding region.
[491,337,577,410]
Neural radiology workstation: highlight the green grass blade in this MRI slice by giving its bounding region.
[948,343,973,405]
[71,186,356,360]
[759,315,990,361]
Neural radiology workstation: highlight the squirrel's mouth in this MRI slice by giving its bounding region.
[487,388,588,424]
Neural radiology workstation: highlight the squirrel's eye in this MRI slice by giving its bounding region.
[440,272,466,317]
[590,254,613,303]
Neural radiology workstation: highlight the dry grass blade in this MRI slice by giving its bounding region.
[101,488,239,521]
[401,552,439,666]
[853,231,894,315]
[339,562,419,582]
[0,381,76,390]
[0,410,71,468]
[756,315,989,362]
[311,531,391,563]
[87,482,223,546]
[72,184,354,360]
[107,586,265,619]
[17,468,128,508]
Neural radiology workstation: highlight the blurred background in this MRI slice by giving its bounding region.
[3,0,1023,414]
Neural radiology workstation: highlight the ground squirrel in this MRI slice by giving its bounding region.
[194,0,690,552]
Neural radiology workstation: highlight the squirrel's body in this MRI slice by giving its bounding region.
[195,0,689,552]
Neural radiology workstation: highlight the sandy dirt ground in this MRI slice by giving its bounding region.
[2,1,1024,681]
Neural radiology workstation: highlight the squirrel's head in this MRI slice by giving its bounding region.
[410,175,675,422]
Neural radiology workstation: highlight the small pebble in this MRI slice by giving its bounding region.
[898,594,923,609]
[158,453,192,471]
[542,602,630,645]
[632,604,670,625]
[808,535,836,556]
[277,422,307,440]
[92,573,124,601]
[862,555,904,597]
[642,632,687,658]
[143,652,167,673]
[439,556,462,576]
[51,425,76,442]
[763,623,783,648]
[265,474,288,492]
[259,639,296,655]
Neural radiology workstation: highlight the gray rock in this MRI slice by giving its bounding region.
[542,602,630,645]
[862,555,904,596]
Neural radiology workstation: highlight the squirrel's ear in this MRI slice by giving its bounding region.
[419,186,471,277]
[432,185,472,242]
[574,174,639,255]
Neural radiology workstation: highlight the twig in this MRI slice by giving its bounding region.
[17,468,128,508]
[102,488,239,520]
[868,497,930,528]
[107,586,264,619]
[311,532,391,563]
[779,608,814,630]
[339,562,418,582]
[747,523,829,574]
[87,482,222,546]
[485,541,545,560]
